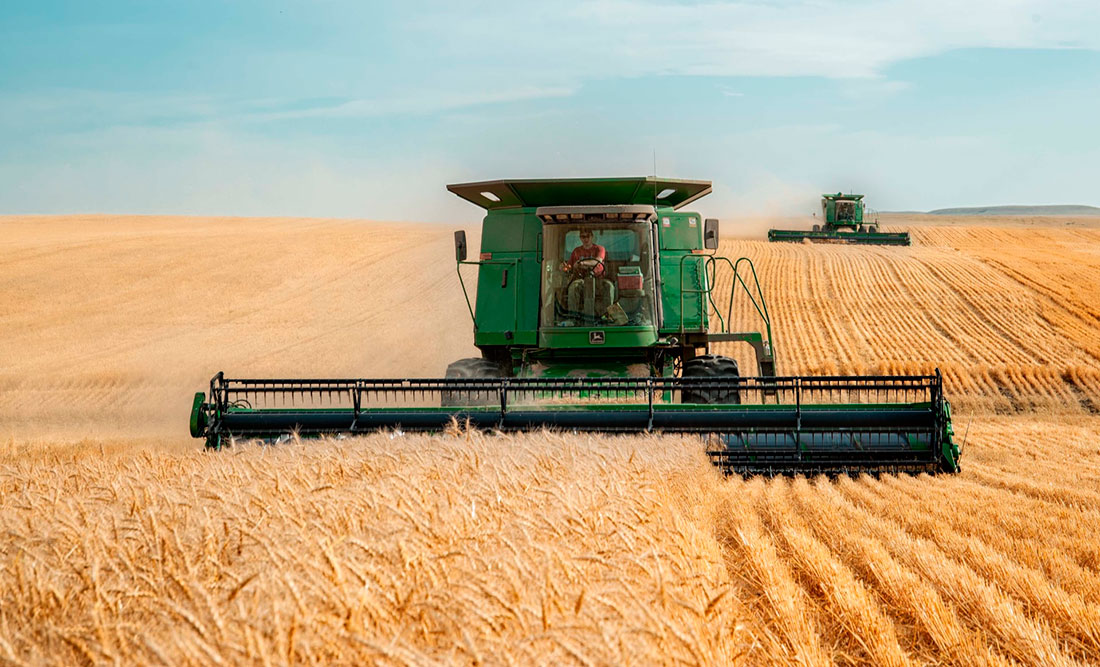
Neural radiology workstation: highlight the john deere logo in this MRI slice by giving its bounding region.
[589,331,605,345]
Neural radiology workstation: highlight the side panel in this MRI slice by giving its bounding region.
[656,210,708,334]
[473,210,541,346]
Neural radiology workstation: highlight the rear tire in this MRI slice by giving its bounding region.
[812,224,820,232]
[680,354,741,404]
[868,225,878,233]
[442,358,500,407]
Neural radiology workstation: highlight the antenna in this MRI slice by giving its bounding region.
[652,149,657,205]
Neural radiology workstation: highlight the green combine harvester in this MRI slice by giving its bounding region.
[189,177,958,475]
[769,193,911,246]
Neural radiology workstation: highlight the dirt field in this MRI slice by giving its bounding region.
[2,214,1099,664]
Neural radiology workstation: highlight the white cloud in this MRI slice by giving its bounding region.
[7,1,1096,130]
[413,0,1100,81]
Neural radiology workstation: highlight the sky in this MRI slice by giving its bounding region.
[1,0,1099,222]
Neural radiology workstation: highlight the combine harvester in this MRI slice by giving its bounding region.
[769,192,911,246]
[189,177,957,475]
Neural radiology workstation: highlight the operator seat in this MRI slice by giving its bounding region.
[567,274,616,319]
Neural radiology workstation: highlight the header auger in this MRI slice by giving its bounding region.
[190,177,958,476]
[769,193,911,246]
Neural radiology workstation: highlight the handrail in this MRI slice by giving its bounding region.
[676,254,773,351]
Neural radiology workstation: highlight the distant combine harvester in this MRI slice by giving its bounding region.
[769,193,911,246]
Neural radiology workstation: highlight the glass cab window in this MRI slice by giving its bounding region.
[835,200,856,222]
[541,221,655,328]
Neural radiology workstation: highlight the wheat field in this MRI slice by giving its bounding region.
[2,214,1099,665]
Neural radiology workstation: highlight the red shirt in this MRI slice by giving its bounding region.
[569,243,606,276]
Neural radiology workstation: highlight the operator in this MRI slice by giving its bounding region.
[561,229,606,276]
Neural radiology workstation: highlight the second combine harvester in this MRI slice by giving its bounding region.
[189,177,958,475]
[769,192,911,245]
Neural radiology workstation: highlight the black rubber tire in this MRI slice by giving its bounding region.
[868,225,878,234]
[442,358,501,406]
[680,354,741,404]
[858,224,866,233]
[812,224,820,232]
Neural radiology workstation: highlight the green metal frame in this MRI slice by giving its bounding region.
[190,372,961,475]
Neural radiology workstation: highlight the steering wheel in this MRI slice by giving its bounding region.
[569,257,605,277]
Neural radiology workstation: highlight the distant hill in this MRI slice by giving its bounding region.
[926,205,1100,216]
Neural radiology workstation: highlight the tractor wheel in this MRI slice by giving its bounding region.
[812,224,820,232]
[680,354,741,404]
[442,358,500,407]
[858,224,866,233]
[868,225,878,233]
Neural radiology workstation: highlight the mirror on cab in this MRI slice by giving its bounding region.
[703,218,719,250]
[454,230,467,261]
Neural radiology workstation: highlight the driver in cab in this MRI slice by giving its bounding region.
[561,229,606,276]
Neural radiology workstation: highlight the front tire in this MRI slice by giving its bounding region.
[442,358,500,406]
[680,354,741,404]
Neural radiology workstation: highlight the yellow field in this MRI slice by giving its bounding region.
[2,214,1100,665]
[712,223,1100,414]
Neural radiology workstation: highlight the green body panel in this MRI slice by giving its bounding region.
[463,179,727,369]
[655,210,708,333]
[471,210,542,347]
[472,209,712,349]
[656,210,704,251]
[538,326,658,349]
[822,192,865,229]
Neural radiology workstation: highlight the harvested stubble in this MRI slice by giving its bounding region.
[710,225,1100,415]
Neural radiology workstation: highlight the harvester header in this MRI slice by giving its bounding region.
[189,176,958,476]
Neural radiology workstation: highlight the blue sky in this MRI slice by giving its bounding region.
[2,0,1098,221]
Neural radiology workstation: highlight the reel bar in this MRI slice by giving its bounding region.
[193,371,958,476]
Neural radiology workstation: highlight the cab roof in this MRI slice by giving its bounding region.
[823,192,864,201]
[447,177,712,211]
